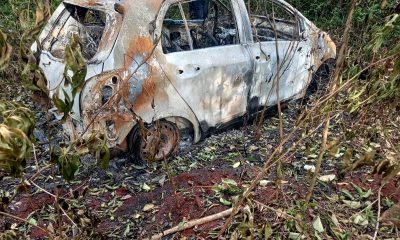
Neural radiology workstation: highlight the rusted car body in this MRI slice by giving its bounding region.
[33,0,336,160]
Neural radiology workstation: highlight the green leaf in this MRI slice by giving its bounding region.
[289,232,305,240]
[232,162,240,168]
[57,150,80,181]
[353,214,368,226]
[219,197,232,206]
[52,88,67,113]
[343,200,361,209]
[71,68,87,95]
[52,88,75,122]
[99,144,110,170]
[264,224,273,239]
[313,216,325,233]
[28,218,37,226]
[222,178,238,186]
[64,34,87,95]
[142,183,151,191]
[123,223,130,236]
[341,189,355,200]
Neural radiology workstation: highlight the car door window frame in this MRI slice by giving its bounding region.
[155,0,247,54]
[245,0,303,43]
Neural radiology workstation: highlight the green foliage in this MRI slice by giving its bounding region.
[0,101,35,138]
[346,12,400,114]
[230,205,269,239]
[52,88,74,122]
[1,0,106,180]
[0,124,32,177]
[51,132,111,181]
[53,34,87,122]
[212,178,242,195]
[63,35,87,95]
[19,0,51,97]
[56,147,81,181]
[0,101,35,176]
[86,133,111,170]
[288,0,396,32]
[212,178,242,206]
[0,0,61,40]
[288,0,350,30]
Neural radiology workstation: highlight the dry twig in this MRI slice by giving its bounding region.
[147,208,237,240]
[373,185,383,240]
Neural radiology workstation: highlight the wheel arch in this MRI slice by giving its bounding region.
[307,58,336,96]
[126,113,201,147]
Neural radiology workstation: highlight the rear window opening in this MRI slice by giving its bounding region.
[49,4,107,61]
[245,0,300,42]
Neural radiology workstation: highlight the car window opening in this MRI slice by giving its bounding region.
[162,0,239,54]
[245,0,299,42]
[49,4,107,60]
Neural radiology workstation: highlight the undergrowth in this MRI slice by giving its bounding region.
[0,0,399,239]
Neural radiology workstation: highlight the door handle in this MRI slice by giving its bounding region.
[177,65,200,76]
[256,55,271,61]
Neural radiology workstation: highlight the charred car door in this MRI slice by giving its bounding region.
[156,0,253,131]
[244,0,313,110]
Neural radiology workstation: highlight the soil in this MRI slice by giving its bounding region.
[0,91,399,239]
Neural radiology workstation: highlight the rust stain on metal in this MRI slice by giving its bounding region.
[132,79,157,110]
[125,37,154,68]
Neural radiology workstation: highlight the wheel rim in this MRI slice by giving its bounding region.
[139,121,179,162]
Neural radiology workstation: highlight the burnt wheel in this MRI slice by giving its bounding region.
[129,121,180,163]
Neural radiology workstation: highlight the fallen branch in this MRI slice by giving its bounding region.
[147,208,236,240]
[373,185,383,240]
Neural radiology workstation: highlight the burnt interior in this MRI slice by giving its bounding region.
[250,15,299,41]
[246,0,300,42]
[162,0,239,54]
[49,4,106,60]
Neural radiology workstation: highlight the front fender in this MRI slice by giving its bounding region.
[80,71,136,148]
[318,32,337,64]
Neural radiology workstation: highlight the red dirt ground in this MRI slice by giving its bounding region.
[1,164,399,239]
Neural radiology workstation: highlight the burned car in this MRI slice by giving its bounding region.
[33,0,336,162]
